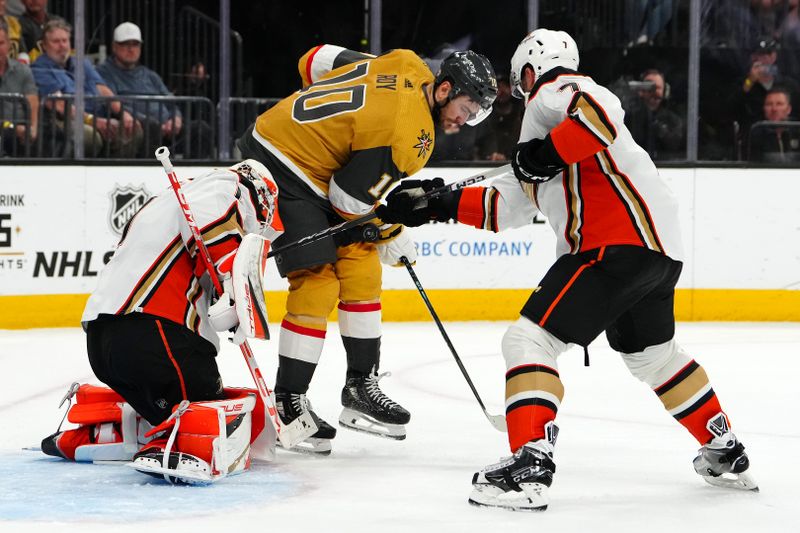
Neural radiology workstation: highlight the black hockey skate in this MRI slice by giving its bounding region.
[339,370,410,440]
[469,422,558,511]
[693,413,758,491]
[275,391,336,456]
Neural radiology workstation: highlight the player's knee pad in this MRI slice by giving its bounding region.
[619,339,691,388]
[286,265,340,318]
[132,389,256,483]
[336,243,382,302]
[41,383,150,462]
[502,316,567,371]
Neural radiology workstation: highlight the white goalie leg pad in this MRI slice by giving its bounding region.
[131,392,256,484]
[43,384,152,463]
[231,233,270,343]
[73,402,144,462]
[501,316,568,371]
[619,339,691,388]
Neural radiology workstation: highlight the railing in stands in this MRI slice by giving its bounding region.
[747,120,800,163]
[48,1,245,101]
[32,94,215,160]
[221,97,282,156]
[0,94,34,158]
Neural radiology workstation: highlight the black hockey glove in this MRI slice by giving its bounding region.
[375,178,454,227]
[511,136,567,184]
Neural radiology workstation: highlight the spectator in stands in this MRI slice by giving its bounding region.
[748,86,800,161]
[475,74,522,161]
[624,69,685,160]
[626,0,674,47]
[778,0,800,78]
[19,0,53,62]
[0,22,37,155]
[736,38,800,136]
[97,22,212,159]
[5,0,21,16]
[181,59,210,98]
[1,0,27,60]
[31,18,141,157]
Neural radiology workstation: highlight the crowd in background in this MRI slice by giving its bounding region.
[2,0,800,163]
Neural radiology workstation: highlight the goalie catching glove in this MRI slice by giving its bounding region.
[208,233,271,344]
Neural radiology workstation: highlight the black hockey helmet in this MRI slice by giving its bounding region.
[434,50,498,125]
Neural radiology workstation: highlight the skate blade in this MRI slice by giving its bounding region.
[278,437,332,456]
[126,461,218,485]
[702,471,759,492]
[468,484,548,512]
[338,408,406,440]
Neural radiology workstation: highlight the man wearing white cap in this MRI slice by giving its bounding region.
[98,21,211,158]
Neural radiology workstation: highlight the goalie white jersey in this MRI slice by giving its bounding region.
[461,68,684,262]
[82,168,268,351]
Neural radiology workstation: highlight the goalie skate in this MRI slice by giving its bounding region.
[338,371,410,440]
[275,392,334,456]
[693,413,758,492]
[129,445,217,485]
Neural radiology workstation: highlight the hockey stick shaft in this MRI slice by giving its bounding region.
[154,147,287,444]
[266,165,510,259]
[400,256,507,432]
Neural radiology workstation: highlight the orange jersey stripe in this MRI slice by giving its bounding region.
[539,246,605,326]
[550,118,606,164]
[456,187,488,229]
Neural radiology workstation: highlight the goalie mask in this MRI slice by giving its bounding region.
[510,29,580,99]
[229,159,281,239]
[434,50,498,126]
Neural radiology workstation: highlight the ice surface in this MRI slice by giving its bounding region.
[1,322,798,532]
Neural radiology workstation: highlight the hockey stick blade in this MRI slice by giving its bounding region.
[400,256,507,433]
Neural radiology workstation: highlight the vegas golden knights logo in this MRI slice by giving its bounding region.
[109,185,151,235]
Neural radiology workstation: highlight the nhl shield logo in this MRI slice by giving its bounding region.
[109,184,151,235]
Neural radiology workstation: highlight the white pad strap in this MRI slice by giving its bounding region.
[231,233,270,342]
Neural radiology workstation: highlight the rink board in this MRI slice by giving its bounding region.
[0,165,798,327]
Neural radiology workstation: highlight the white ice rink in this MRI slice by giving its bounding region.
[1,321,799,532]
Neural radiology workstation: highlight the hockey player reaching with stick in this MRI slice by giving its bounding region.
[378,29,757,510]
[236,45,497,453]
[41,160,284,484]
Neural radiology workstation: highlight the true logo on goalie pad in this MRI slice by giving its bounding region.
[109,184,151,235]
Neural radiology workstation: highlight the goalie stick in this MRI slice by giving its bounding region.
[400,256,507,433]
[266,164,511,258]
[154,147,316,450]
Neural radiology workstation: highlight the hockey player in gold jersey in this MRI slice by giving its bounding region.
[237,44,496,453]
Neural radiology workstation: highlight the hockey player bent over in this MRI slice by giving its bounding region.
[378,29,757,510]
[236,45,497,453]
[41,160,283,484]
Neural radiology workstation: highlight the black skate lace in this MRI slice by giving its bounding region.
[365,371,400,409]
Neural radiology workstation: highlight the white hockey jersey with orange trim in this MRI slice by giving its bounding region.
[82,168,269,351]
[458,67,684,262]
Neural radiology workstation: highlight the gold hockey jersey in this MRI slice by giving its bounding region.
[252,45,436,218]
